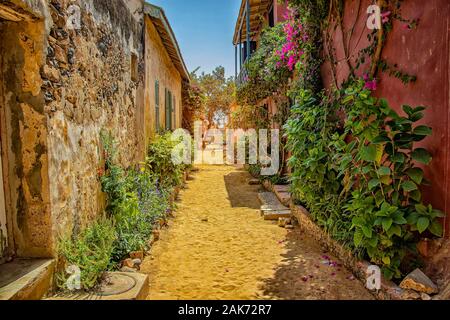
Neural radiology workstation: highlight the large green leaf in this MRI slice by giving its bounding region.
[406,168,424,185]
[402,181,418,192]
[391,153,405,163]
[382,218,393,232]
[372,135,390,144]
[429,221,443,237]
[368,179,380,190]
[417,217,430,233]
[409,190,422,202]
[354,229,364,247]
[362,226,373,238]
[360,145,378,162]
[413,125,432,136]
[378,167,391,176]
[412,148,432,165]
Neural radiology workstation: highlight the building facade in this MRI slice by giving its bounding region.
[144,4,189,143]
[0,0,187,267]
[233,0,289,131]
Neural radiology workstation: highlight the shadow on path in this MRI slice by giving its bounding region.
[224,170,261,209]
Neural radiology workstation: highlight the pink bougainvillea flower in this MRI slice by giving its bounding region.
[287,55,296,70]
[381,11,391,24]
[364,79,378,91]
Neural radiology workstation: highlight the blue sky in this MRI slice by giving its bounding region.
[148,0,241,78]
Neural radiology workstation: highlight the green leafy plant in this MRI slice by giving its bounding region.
[337,81,444,278]
[98,131,174,266]
[111,169,171,263]
[146,133,186,189]
[284,89,347,240]
[56,217,116,290]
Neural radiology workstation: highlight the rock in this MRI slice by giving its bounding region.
[53,44,67,64]
[417,239,430,257]
[278,218,291,228]
[42,65,61,82]
[400,269,439,294]
[201,217,208,222]
[401,289,421,300]
[285,225,294,230]
[130,251,144,260]
[248,179,260,185]
[421,293,432,301]
[120,266,137,273]
[153,229,160,241]
[67,48,75,64]
[132,259,142,267]
[122,259,134,269]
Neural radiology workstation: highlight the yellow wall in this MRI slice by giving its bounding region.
[144,16,183,144]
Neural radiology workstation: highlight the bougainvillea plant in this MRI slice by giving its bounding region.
[275,9,308,71]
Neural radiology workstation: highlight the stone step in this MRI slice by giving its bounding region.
[273,185,292,206]
[262,210,292,221]
[258,192,291,221]
[258,192,286,208]
[0,259,55,300]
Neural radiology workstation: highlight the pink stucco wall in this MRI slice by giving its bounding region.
[321,0,450,235]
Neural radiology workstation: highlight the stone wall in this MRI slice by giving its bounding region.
[144,15,182,143]
[0,0,146,258]
[0,0,53,258]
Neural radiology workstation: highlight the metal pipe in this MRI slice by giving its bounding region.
[246,0,251,60]
[235,45,238,82]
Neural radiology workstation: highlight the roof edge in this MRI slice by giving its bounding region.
[144,3,190,82]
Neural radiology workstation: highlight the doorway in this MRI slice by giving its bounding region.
[0,18,9,264]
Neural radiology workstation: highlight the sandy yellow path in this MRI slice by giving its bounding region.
[142,165,373,300]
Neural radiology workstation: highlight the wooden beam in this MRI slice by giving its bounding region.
[0,3,32,21]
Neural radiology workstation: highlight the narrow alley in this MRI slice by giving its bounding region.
[142,165,373,300]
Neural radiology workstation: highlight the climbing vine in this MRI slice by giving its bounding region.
[279,0,443,280]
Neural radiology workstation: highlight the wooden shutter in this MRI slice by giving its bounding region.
[155,81,160,130]
[172,96,176,130]
[165,89,172,130]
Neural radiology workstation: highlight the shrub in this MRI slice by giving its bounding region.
[285,81,444,280]
[56,217,116,291]
[146,133,186,189]
[110,169,171,264]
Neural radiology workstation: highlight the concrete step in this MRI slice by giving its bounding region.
[0,259,55,300]
[263,210,292,221]
[273,185,292,206]
[258,192,291,221]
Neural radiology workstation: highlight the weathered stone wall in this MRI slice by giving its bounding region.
[0,0,146,258]
[144,15,182,142]
[0,0,53,258]
[44,0,145,243]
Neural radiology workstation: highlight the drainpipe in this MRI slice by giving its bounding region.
[235,45,238,82]
[239,30,242,72]
[246,0,251,61]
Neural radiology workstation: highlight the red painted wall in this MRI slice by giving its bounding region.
[274,0,289,24]
[322,0,450,236]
